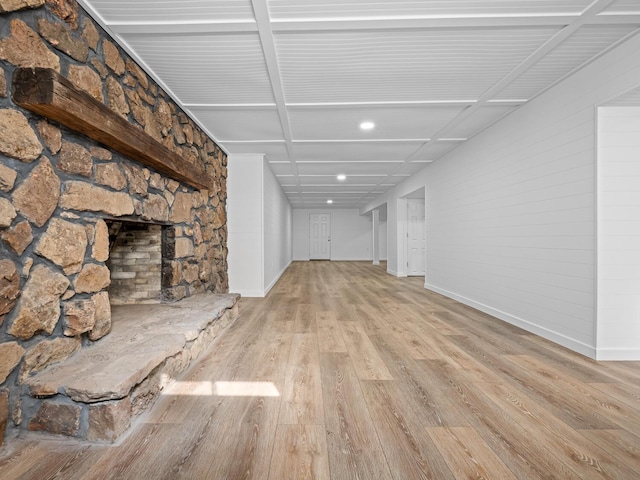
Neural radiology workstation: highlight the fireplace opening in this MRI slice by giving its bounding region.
[106,220,168,305]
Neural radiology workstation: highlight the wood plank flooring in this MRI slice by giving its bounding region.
[2,261,640,479]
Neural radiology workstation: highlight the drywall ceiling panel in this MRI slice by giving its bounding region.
[601,0,640,14]
[265,162,294,176]
[223,142,289,163]
[394,161,431,177]
[190,107,284,141]
[287,105,466,141]
[267,0,592,20]
[411,141,462,161]
[447,105,518,138]
[88,0,255,22]
[120,32,274,104]
[295,184,374,193]
[302,192,370,199]
[292,141,423,161]
[296,161,402,176]
[299,175,386,185]
[495,25,639,101]
[276,28,557,103]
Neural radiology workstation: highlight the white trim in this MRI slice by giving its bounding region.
[236,261,292,298]
[260,159,265,295]
[295,258,373,262]
[595,349,640,361]
[333,257,375,261]
[424,283,597,359]
[595,106,602,359]
[264,260,292,296]
[396,198,408,277]
[387,269,407,278]
[233,289,266,298]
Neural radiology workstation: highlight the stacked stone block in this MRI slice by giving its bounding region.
[0,0,229,446]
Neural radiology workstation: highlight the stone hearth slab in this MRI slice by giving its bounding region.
[25,293,239,403]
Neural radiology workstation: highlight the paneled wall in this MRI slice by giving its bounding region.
[364,32,640,358]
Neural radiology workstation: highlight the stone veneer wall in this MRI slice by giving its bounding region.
[0,0,228,446]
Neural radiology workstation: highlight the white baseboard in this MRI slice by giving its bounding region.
[331,258,375,261]
[424,283,597,359]
[387,269,407,278]
[233,261,292,298]
[293,258,375,262]
[595,348,640,361]
[264,260,292,296]
[233,289,266,298]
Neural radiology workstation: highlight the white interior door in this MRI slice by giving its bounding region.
[407,199,425,276]
[310,213,331,260]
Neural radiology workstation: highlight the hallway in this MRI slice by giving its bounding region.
[1,261,640,479]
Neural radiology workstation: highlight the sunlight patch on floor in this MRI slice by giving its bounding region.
[215,381,280,397]
[162,381,214,396]
[162,381,280,397]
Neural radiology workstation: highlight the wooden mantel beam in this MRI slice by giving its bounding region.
[12,68,213,191]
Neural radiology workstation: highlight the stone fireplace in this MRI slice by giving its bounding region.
[0,0,231,446]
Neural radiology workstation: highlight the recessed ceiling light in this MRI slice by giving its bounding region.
[360,121,375,131]
[337,174,347,181]
[327,199,333,204]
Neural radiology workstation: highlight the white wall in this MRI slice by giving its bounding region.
[379,218,388,261]
[228,154,292,297]
[386,199,399,274]
[363,33,640,358]
[263,159,293,292]
[227,154,263,296]
[293,209,374,261]
[597,107,640,360]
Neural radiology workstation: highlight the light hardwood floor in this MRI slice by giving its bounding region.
[2,261,640,479]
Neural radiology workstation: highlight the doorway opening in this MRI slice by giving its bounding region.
[397,187,426,277]
[406,198,425,276]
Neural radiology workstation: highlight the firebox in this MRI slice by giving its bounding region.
[106,220,173,305]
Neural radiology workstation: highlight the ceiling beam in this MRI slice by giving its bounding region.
[184,100,483,109]
[272,15,579,32]
[110,21,258,35]
[250,0,301,198]
[103,14,640,36]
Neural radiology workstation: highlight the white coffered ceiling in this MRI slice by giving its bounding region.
[78,0,640,209]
